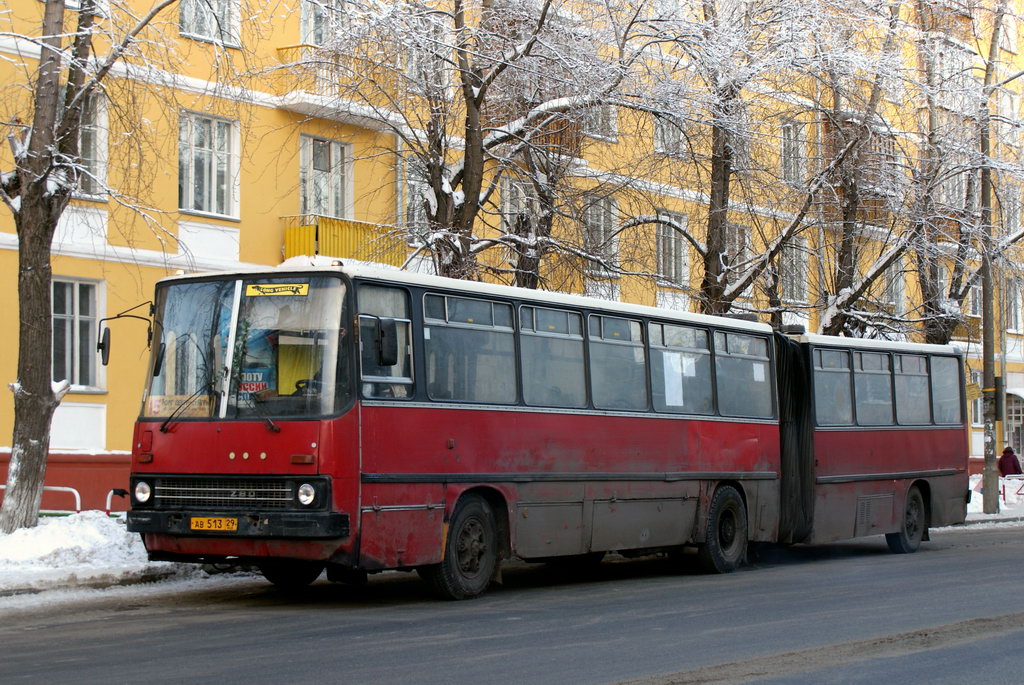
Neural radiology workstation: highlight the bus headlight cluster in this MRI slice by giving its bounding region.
[134,481,152,504]
[297,483,317,506]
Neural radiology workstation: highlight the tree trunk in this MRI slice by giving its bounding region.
[1,200,61,533]
[700,121,733,315]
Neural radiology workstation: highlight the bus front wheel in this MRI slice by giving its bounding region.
[697,486,748,574]
[420,494,498,600]
[258,559,325,590]
[886,486,926,554]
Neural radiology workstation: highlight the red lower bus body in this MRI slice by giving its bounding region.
[134,404,781,569]
[133,402,967,572]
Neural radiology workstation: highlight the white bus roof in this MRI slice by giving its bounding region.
[157,259,775,335]
[796,333,961,356]
[156,259,960,354]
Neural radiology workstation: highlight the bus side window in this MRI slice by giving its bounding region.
[853,352,894,425]
[423,294,516,404]
[358,285,414,399]
[813,349,853,426]
[931,356,962,424]
[650,322,712,415]
[520,306,587,408]
[715,332,773,418]
[589,314,648,411]
[895,355,930,424]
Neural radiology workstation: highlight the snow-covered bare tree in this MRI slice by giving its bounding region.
[0,0,194,533]
[288,0,651,281]
[637,0,822,314]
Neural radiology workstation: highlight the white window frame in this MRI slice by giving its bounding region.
[780,238,807,303]
[52,277,104,391]
[75,92,107,199]
[969,276,982,318]
[725,223,752,297]
[1007,278,1023,333]
[584,197,618,275]
[781,119,803,185]
[583,105,617,141]
[654,115,684,156]
[656,210,688,287]
[406,12,450,94]
[502,178,540,234]
[971,369,983,427]
[883,260,905,314]
[400,169,430,244]
[933,36,978,113]
[178,112,240,218]
[300,134,352,219]
[180,0,240,46]
[301,0,346,45]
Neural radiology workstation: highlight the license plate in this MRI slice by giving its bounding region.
[190,516,238,532]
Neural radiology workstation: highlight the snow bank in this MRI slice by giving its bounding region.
[0,511,196,594]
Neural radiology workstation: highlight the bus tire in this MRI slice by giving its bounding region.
[886,486,926,554]
[258,560,325,589]
[696,485,748,574]
[421,494,498,600]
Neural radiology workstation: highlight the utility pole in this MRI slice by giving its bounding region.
[980,0,1009,514]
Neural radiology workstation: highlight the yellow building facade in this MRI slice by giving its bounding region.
[1,0,1024,497]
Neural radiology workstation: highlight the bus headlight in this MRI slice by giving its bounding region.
[134,481,152,504]
[297,483,316,506]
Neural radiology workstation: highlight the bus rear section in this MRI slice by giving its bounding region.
[800,338,969,551]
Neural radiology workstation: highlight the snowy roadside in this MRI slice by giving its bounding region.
[1,476,1022,611]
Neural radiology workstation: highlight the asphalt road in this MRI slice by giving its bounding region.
[2,524,1023,685]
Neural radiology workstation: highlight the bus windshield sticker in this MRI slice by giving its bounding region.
[245,283,309,297]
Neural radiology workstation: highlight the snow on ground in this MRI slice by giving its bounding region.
[1,477,1022,611]
[0,511,204,596]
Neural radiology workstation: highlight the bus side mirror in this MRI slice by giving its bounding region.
[377,318,399,367]
[97,327,111,366]
[153,342,166,377]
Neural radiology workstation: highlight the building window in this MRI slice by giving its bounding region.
[653,115,684,156]
[781,119,803,185]
[300,135,349,219]
[180,0,239,45]
[502,178,539,234]
[780,239,807,303]
[52,279,99,388]
[969,277,982,317]
[302,0,345,45]
[1001,193,1021,234]
[584,197,618,274]
[178,112,238,217]
[76,93,105,197]
[582,105,616,140]
[656,210,687,286]
[971,369,983,426]
[1007,279,1022,331]
[883,260,905,314]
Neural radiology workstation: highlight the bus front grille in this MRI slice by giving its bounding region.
[154,478,294,510]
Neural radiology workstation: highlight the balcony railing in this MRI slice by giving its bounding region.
[283,215,407,267]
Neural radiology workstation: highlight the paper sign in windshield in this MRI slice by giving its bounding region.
[245,283,309,297]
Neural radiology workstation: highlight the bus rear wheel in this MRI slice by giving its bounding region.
[697,485,748,574]
[258,560,325,590]
[886,486,926,554]
[420,494,498,600]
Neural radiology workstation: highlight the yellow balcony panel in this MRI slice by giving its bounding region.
[274,46,402,131]
[284,215,406,267]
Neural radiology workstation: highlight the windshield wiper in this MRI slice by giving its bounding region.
[159,380,214,433]
[245,394,282,433]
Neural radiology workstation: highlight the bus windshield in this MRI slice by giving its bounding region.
[143,275,351,420]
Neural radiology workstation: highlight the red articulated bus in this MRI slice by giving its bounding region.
[125,263,969,599]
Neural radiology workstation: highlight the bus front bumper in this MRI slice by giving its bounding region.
[127,510,349,539]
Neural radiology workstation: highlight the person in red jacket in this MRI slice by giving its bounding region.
[999,446,1023,477]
